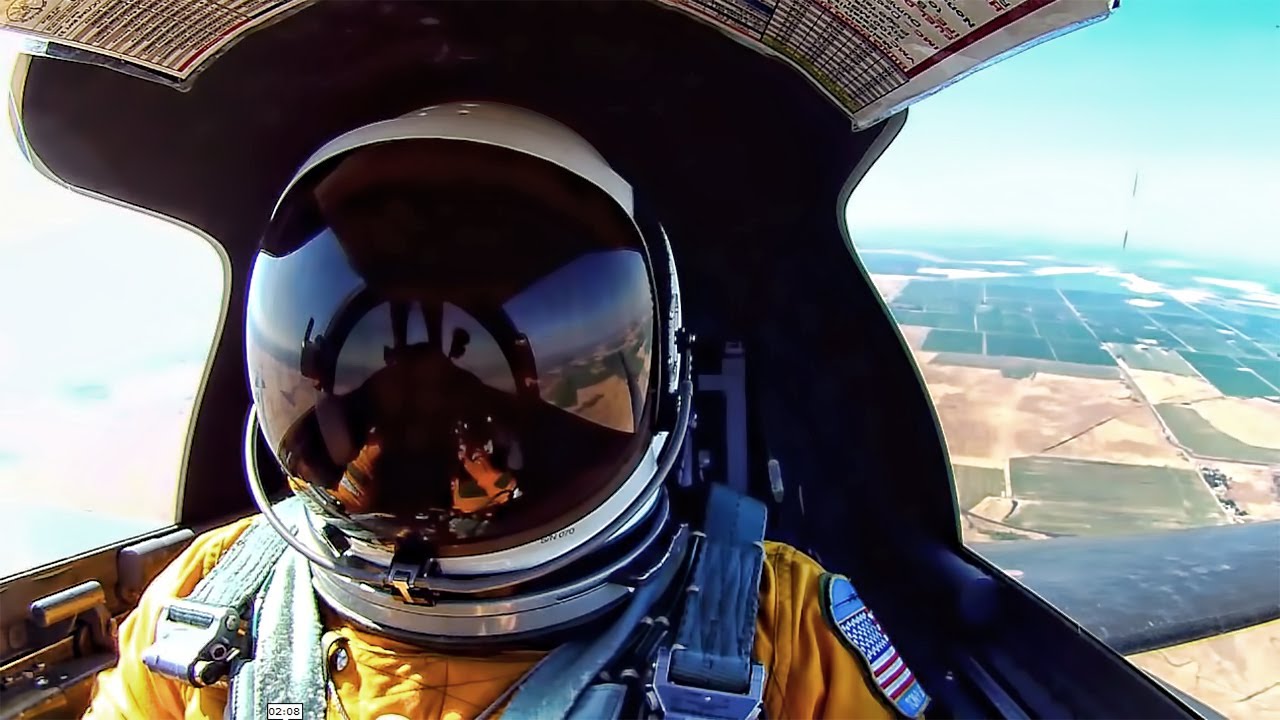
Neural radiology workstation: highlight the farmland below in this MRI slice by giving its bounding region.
[868,246,1280,544]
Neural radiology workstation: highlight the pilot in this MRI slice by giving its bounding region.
[84,103,930,720]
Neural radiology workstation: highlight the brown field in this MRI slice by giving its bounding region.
[916,355,1191,470]
[569,375,636,433]
[1043,409,1190,467]
[1203,460,1280,521]
[897,325,930,352]
[914,352,1201,544]
[1131,619,1280,719]
[1191,398,1280,450]
[1127,368,1221,404]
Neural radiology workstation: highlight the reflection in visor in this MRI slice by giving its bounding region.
[246,141,660,551]
[507,251,654,434]
[248,244,657,548]
[452,416,523,514]
[331,417,524,538]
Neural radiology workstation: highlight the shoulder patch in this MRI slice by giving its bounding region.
[819,573,930,719]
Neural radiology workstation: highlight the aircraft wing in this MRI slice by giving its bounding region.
[975,521,1280,655]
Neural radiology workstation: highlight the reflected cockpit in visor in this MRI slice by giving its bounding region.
[246,139,657,553]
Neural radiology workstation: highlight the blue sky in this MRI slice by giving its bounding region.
[848,0,1280,267]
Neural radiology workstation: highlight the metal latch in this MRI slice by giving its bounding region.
[141,600,246,687]
[28,580,115,654]
[650,647,765,720]
[386,545,439,606]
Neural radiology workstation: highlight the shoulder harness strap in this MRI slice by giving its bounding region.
[498,524,692,720]
[143,497,326,720]
[501,483,768,720]
[227,520,326,720]
[652,482,768,720]
[142,497,301,686]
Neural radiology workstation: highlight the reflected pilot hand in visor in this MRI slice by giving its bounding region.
[452,416,523,514]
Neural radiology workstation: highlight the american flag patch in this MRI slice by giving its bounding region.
[821,574,930,718]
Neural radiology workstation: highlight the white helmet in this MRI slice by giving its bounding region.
[243,102,692,645]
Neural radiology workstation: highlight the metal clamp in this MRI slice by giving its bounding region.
[141,600,247,687]
[387,553,440,606]
[650,647,765,720]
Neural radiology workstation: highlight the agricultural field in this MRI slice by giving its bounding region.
[1179,352,1280,398]
[870,255,1280,542]
[918,361,1150,464]
[889,280,1126,368]
[926,353,1121,380]
[1240,357,1280,386]
[1155,404,1280,464]
[884,275,1280,397]
[1005,457,1226,536]
[953,464,1006,511]
[1108,344,1197,376]
[1191,399,1280,449]
[921,329,983,353]
[1204,461,1280,521]
[1124,369,1219,404]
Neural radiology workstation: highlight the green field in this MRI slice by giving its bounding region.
[1155,404,1280,463]
[986,333,1055,360]
[1108,344,1197,375]
[1178,351,1279,397]
[887,278,1279,377]
[953,465,1006,511]
[1168,325,1238,355]
[1230,337,1274,358]
[985,284,1063,303]
[922,329,984,353]
[1180,351,1241,369]
[976,310,1036,334]
[1006,456,1224,536]
[1037,321,1096,341]
[1046,340,1117,366]
[1131,330,1185,348]
[929,353,1122,380]
[1030,305,1082,325]
[1240,357,1280,386]
[1194,363,1278,398]
[1084,322,1135,344]
[895,280,982,305]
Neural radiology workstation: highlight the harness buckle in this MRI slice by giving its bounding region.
[142,599,247,687]
[651,647,765,720]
